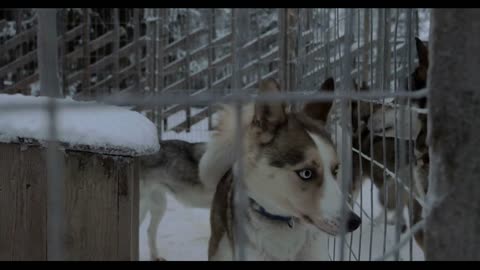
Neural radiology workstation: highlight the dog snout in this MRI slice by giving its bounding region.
[347,212,361,232]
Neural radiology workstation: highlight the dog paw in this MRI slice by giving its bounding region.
[152,256,167,261]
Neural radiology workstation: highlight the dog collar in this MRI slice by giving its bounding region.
[249,198,294,228]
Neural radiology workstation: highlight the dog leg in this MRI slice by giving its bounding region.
[375,178,407,232]
[139,197,148,227]
[147,190,167,261]
[208,235,234,261]
[411,199,425,252]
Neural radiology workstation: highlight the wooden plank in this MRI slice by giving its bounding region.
[0,50,36,77]
[0,143,47,261]
[63,24,84,42]
[0,141,140,261]
[164,27,207,51]
[171,107,209,133]
[158,87,209,125]
[0,27,36,53]
[131,159,140,260]
[0,24,84,81]
[113,78,146,100]
[91,57,146,92]
[241,28,279,51]
[64,30,114,63]
[160,46,275,94]
[64,151,120,260]
[161,104,185,119]
[117,157,137,260]
[211,32,231,47]
[161,33,230,76]
[1,72,38,94]
[243,69,278,89]
[0,145,17,261]
[0,23,82,69]
[66,38,146,85]
[211,72,232,88]
[163,77,186,91]
[0,23,82,55]
[0,22,82,79]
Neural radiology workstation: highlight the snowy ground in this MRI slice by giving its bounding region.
[138,111,425,261]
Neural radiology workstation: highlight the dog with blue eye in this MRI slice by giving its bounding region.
[204,78,361,260]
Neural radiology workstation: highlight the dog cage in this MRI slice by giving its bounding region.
[0,8,478,261]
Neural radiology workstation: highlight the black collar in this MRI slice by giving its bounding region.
[249,198,294,228]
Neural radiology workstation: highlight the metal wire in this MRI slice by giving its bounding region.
[0,8,432,261]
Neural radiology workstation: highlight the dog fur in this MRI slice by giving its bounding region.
[139,139,209,260]
[348,37,430,251]
[205,78,361,260]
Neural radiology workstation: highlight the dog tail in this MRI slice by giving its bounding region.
[199,103,254,189]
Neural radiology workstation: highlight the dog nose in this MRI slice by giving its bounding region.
[347,212,361,232]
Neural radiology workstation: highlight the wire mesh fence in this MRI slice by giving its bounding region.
[0,8,434,261]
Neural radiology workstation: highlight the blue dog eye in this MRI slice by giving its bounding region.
[296,169,314,181]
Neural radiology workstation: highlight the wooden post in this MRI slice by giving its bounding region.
[37,9,61,97]
[425,8,480,260]
[0,142,140,261]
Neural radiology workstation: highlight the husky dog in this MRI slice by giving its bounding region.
[348,37,429,250]
[204,78,361,261]
[139,139,209,261]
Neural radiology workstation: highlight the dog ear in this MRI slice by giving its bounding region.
[253,79,287,144]
[303,77,335,122]
[415,37,429,68]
